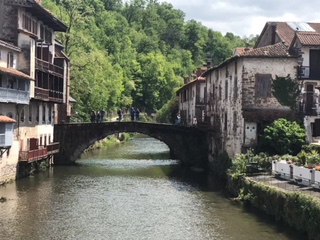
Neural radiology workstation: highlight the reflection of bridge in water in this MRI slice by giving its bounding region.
[54,122,208,168]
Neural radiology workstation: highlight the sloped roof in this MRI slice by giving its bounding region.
[295,32,320,46]
[0,40,20,52]
[0,115,16,123]
[10,1,68,32]
[240,42,291,57]
[0,66,34,80]
[233,47,253,56]
[256,22,320,47]
[176,76,205,93]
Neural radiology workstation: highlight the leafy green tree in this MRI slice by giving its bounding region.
[259,118,306,155]
[156,96,179,123]
[272,75,301,111]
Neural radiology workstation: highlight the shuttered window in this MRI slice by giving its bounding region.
[255,73,271,98]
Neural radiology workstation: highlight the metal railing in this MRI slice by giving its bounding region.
[19,148,48,163]
[249,173,320,198]
[0,87,29,104]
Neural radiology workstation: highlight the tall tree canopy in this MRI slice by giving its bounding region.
[43,0,256,121]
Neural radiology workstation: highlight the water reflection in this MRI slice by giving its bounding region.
[0,135,303,240]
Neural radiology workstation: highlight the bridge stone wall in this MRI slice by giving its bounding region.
[54,122,208,168]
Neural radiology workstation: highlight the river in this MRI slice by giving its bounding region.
[0,135,304,240]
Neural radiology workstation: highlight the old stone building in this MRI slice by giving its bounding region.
[203,42,297,162]
[256,22,320,143]
[176,73,206,126]
[0,0,70,183]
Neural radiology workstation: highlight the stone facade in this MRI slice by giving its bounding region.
[203,43,297,162]
[0,0,69,184]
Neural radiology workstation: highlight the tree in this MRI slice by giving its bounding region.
[272,75,301,111]
[259,118,306,155]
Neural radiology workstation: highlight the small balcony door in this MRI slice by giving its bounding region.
[310,50,320,80]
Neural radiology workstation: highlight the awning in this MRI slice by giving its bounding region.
[0,66,34,81]
[0,115,16,123]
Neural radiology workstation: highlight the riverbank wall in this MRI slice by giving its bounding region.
[226,173,320,240]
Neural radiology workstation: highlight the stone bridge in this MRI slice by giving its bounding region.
[54,122,208,168]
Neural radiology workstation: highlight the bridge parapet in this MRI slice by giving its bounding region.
[54,122,208,168]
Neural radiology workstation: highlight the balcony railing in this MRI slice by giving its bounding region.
[34,87,63,103]
[0,87,29,104]
[36,58,64,77]
[49,90,63,103]
[34,87,49,101]
[19,148,48,163]
[298,66,320,80]
[46,142,60,154]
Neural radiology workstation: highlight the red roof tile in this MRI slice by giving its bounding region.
[0,66,34,80]
[0,115,16,123]
[296,32,320,45]
[241,42,291,57]
[233,47,253,56]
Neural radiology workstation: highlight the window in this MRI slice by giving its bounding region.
[20,109,25,122]
[224,112,228,131]
[48,105,52,123]
[235,61,237,75]
[40,24,52,44]
[42,105,46,123]
[7,79,14,89]
[225,80,228,100]
[22,14,37,34]
[36,105,39,123]
[7,52,14,68]
[29,105,32,122]
[255,74,271,98]
[234,76,238,100]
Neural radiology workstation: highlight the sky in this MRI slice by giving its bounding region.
[157,0,320,37]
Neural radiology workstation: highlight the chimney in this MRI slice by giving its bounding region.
[271,22,277,45]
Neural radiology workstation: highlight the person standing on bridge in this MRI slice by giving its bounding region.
[90,111,96,123]
[136,108,140,121]
[131,107,135,121]
[117,109,122,122]
[100,110,105,122]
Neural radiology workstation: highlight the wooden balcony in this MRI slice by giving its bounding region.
[34,87,63,103]
[47,142,60,155]
[35,58,64,77]
[0,87,29,104]
[19,148,48,163]
[34,87,49,101]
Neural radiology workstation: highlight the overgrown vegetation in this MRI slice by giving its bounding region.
[43,0,258,122]
[272,75,301,111]
[257,118,306,155]
[227,175,320,240]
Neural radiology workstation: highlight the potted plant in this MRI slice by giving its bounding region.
[306,150,320,168]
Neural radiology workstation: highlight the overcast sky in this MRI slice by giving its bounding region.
[157,0,320,37]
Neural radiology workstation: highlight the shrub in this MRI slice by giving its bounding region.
[258,118,306,155]
[228,150,272,175]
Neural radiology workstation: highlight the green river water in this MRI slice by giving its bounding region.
[0,135,304,240]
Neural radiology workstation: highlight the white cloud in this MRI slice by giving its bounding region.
[157,0,320,37]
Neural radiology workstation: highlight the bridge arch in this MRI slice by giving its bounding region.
[54,122,208,168]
